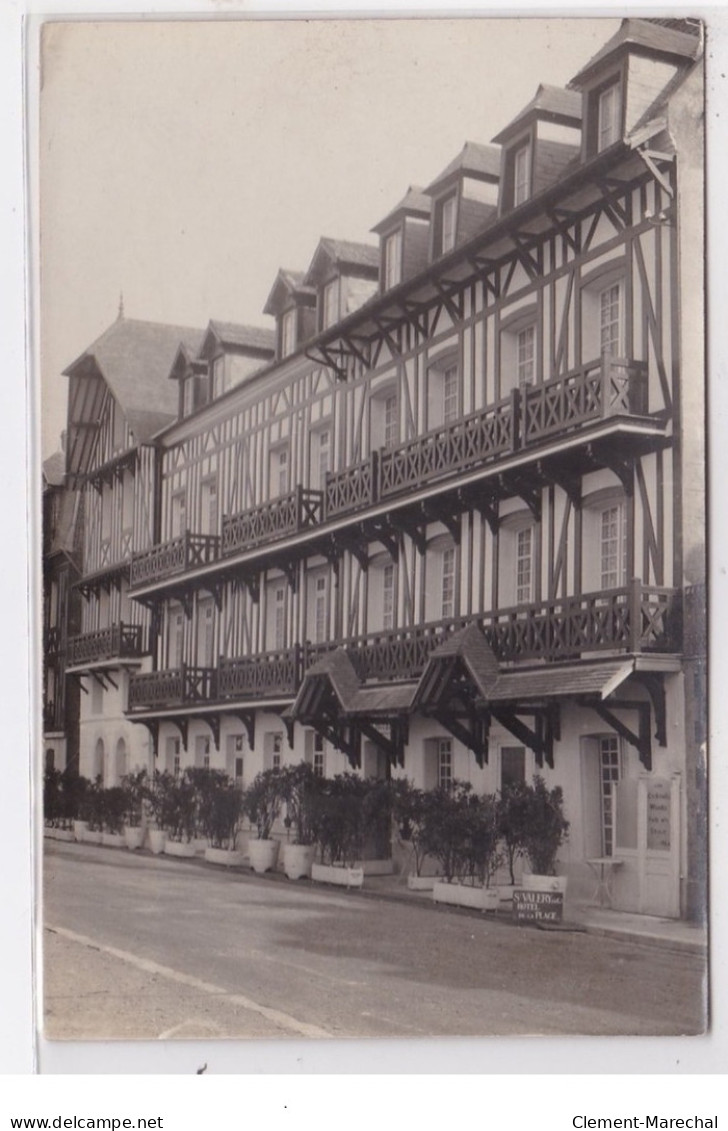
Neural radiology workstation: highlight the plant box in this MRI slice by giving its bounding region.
[432,881,500,911]
[73,820,88,841]
[83,829,102,845]
[407,874,437,891]
[148,829,166,855]
[205,846,245,867]
[248,838,279,874]
[520,873,568,895]
[164,839,196,858]
[102,832,126,848]
[311,862,364,889]
[282,843,315,880]
[124,826,144,850]
[54,828,75,842]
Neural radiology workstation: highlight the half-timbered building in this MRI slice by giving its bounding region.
[52,19,705,918]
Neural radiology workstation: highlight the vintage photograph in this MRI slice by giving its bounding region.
[40,15,707,1042]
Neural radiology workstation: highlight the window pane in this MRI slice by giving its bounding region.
[600,504,625,589]
[443,365,459,424]
[501,746,526,791]
[384,229,402,289]
[383,563,395,630]
[441,547,455,618]
[600,283,622,355]
[514,144,530,205]
[517,325,535,385]
[441,196,457,254]
[384,394,398,450]
[598,85,620,151]
[516,527,533,604]
[281,309,296,357]
[438,738,453,788]
[599,735,620,856]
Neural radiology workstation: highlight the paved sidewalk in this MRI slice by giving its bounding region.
[359,871,708,956]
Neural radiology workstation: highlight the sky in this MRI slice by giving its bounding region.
[38,16,621,458]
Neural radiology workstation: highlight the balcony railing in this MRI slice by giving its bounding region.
[68,622,146,667]
[379,396,516,501]
[221,486,323,556]
[130,532,220,588]
[44,626,61,655]
[521,356,648,446]
[127,665,217,711]
[325,454,378,519]
[218,646,303,699]
[307,582,678,682]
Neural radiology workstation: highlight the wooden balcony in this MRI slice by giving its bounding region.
[68,622,146,667]
[307,582,679,682]
[218,646,303,699]
[44,626,61,655]
[221,486,323,556]
[130,532,220,588]
[521,356,648,446]
[325,454,378,519]
[127,665,217,711]
[379,396,515,501]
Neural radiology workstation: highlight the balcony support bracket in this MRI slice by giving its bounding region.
[585,698,652,771]
[630,673,667,749]
[130,718,159,759]
[434,709,490,769]
[490,706,557,769]
[203,714,220,751]
[358,717,408,769]
[272,708,295,750]
[282,561,299,594]
[167,716,189,750]
[229,711,256,751]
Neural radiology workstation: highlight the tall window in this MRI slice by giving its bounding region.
[441,546,456,619]
[439,195,457,255]
[382,563,395,630]
[166,737,180,778]
[172,611,184,668]
[516,527,533,605]
[274,586,286,650]
[314,576,327,643]
[517,325,536,386]
[500,746,526,792]
[281,309,297,358]
[171,492,186,539]
[322,280,339,329]
[200,601,215,667]
[443,364,459,425]
[315,429,331,489]
[514,143,531,206]
[598,84,621,152]
[183,377,196,416]
[437,738,453,789]
[272,732,283,771]
[201,479,217,536]
[313,733,326,778]
[599,735,620,856]
[600,504,626,589]
[384,229,402,289]
[599,283,622,356]
[383,394,399,450]
[272,448,289,496]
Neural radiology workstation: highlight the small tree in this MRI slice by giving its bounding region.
[312,773,372,867]
[497,781,532,885]
[120,769,147,829]
[458,792,503,887]
[243,768,284,840]
[280,762,320,847]
[101,786,127,834]
[79,775,105,831]
[390,778,433,878]
[43,767,63,826]
[520,776,569,877]
[419,781,474,883]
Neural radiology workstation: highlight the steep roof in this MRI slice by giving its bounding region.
[569,18,699,88]
[371,186,431,235]
[203,320,276,353]
[425,142,501,195]
[263,268,317,317]
[491,84,582,144]
[303,237,380,286]
[63,317,205,443]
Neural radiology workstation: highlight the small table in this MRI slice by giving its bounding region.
[586,857,624,908]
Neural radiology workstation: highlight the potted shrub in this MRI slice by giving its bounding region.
[101,786,127,847]
[162,770,198,857]
[310,773,372,888]
[121,769,147,850]
[280,762,320,880]
[243,767,284,873]
[390,778,440,890]
[196,770,246,866]
[430,785,502,911]
[517,775,570,894]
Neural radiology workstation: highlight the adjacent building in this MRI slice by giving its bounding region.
[48,19,706,918]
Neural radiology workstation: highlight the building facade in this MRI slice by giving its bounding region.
[51,20,705,919]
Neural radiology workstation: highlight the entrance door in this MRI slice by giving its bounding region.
[361,740,391,862]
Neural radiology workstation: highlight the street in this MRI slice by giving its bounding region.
[43,842,706,1040]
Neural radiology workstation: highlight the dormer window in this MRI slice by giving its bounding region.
[513,143,531,206]
[183,377,196,416]
[598,82,621,151]
[322,279,339,330]
[383,229,403,290]
[281,309,297,358]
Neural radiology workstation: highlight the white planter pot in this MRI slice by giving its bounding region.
[193,838,208,854]
[521,873,568,895]
[407,874,437,891]
[148,829,166,855]
[124,826,144,850]
[432,881,500,911]
[497,884,517,905]
[164,839,196,858]
[311,862,364,889]
[205,846,245,867]
[248,838,280,874]
[73,820,88,842]
[102,831,126,848]
[282,843,315,880]
[53,828,75,842]
[83,829,102,845]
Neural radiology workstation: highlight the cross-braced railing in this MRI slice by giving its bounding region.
[127,664,217,711]
[221,486,323,555]
[130,531,220,587]
[378,397,516,501]
[325,454,378,519]
[218,646,302,699]
[68,622,146,666]
[521,356,648,446]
